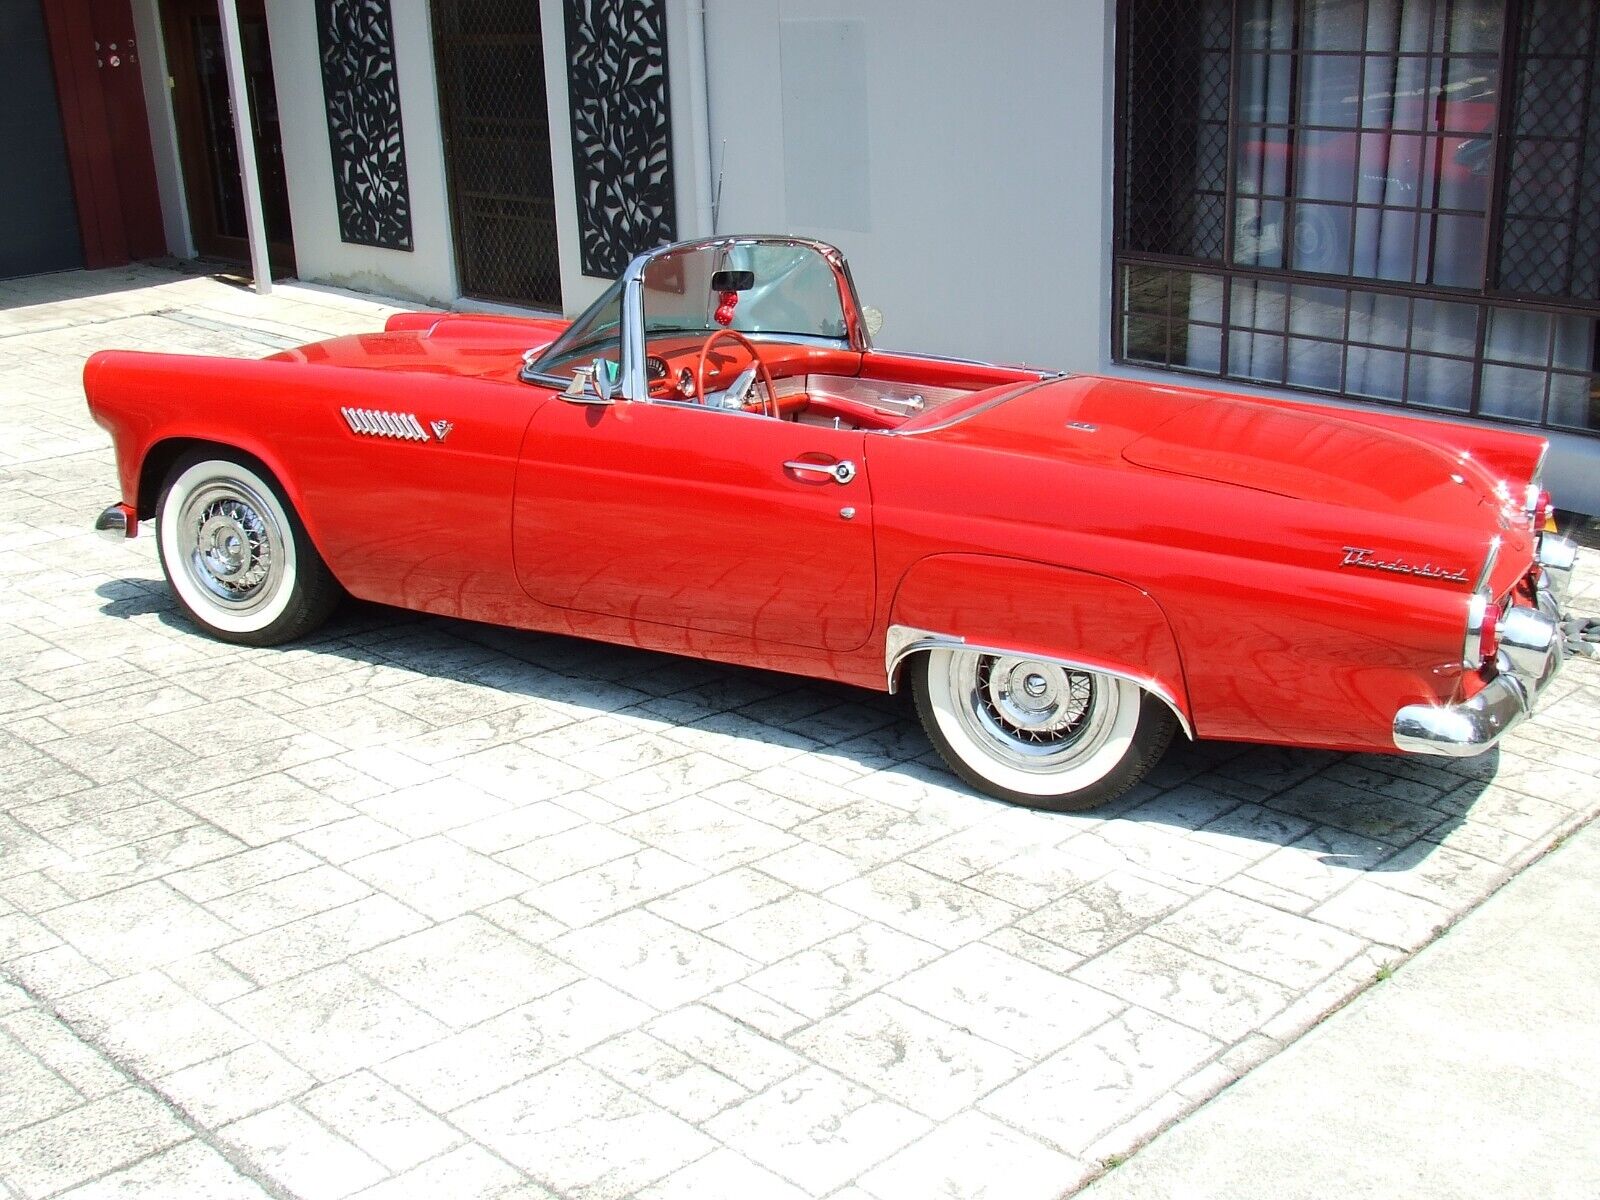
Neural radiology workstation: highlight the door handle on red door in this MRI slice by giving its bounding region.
[784,459,857,484]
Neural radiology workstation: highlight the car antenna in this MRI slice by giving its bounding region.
[712,138,726,234]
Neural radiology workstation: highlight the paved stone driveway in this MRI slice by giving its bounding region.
[2,266,1597,1200]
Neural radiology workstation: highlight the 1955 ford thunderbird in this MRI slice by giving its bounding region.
[85,236,1593,811]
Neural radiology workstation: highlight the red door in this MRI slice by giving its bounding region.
[513,398,876,652]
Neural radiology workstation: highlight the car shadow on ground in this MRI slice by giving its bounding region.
[96,579,1487,877]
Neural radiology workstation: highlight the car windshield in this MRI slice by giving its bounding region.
[641,242,849,341]
[527,239,853,383]
[529,279,623,378]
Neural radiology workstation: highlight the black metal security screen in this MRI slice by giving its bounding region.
[1495,2,1600,303]
[432,0,561,308]
[1115,0,1600,437]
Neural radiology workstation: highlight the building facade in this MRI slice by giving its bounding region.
[10,0,1600,510]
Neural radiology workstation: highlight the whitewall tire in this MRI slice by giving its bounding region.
[156,454,340,646]
[912,648,1177,811]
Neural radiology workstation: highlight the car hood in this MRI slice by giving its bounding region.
[268,315,570,383]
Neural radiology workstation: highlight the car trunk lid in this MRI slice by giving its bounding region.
[1120,395,1480,513]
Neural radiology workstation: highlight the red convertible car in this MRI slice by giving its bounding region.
[86,236,1590,810]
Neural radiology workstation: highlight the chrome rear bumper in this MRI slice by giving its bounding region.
[1393,671,1538,757]
[1395,548,1582,756]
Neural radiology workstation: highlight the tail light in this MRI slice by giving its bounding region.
[1462,539,1501,668]
[1464,593,1504,669]
[1535,489,1556,531]
[1477,602,1502,663]
[1524,484,1557,531]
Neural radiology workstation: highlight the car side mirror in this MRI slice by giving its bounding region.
[561,358,617,405]
[862,306,884,338]
[592,357,616,402]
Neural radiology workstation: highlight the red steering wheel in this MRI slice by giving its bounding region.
[694,328,777,418]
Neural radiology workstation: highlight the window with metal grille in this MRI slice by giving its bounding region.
[432,0,561,308]
[1115,0,1600,437]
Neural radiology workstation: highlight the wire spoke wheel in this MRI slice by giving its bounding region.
[178,482,285,616]
[913,648,1177,811]
[958,655,1118,771]
[156,454,340,645]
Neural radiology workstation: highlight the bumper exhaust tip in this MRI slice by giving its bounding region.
[94,503,136,542]
[1536,534,1578,601]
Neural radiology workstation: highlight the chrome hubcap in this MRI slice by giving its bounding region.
[950,653,1120,773]
[178,482,282,611]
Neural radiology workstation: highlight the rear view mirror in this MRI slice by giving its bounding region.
[711,269,755,292]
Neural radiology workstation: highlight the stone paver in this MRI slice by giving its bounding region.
[1,264,1596,1198]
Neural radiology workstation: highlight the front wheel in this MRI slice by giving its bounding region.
[156,453,341,646]
[911,649,1177,811]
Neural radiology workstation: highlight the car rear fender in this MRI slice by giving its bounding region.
[885,553,1193,737]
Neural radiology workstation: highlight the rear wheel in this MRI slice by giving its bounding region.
[911,648,1177,811]
[155,453,340,646]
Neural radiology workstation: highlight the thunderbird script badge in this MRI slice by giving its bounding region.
[1339,546,1468,583]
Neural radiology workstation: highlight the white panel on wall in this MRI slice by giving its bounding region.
[779,19,870,232]
[702,0,1115,372]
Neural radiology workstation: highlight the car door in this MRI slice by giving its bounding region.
[512,396,875,652]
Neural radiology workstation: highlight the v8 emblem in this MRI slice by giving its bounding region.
[430,419,454,442]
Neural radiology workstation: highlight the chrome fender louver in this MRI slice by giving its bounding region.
[341,407,431,442]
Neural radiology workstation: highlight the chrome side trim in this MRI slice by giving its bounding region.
[883,624,1194,740]
[1462,592,1491,670]
[884,625,946,680]
[1472,535,1501,593]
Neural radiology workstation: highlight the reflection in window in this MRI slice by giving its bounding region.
[1120,265,1600,431]
[1232,0,1502,287]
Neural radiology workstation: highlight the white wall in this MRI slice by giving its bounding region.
[537,0,588,315]
[264,1,457,305]
[700,0,1115,370]
[130,0,193,257]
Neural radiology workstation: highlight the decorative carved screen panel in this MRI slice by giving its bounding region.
[564,0,676,277]
[315,0,413,251]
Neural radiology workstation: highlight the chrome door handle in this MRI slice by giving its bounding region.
[784,458,857,484]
